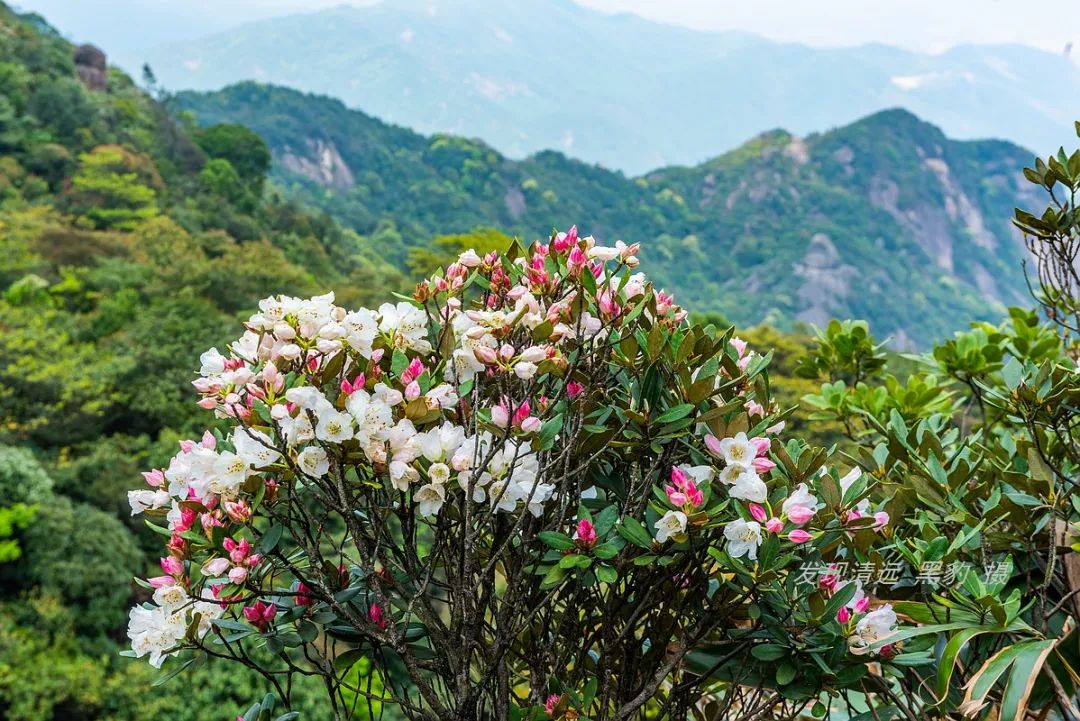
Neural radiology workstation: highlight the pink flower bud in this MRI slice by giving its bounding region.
[670,466,689,489]
[203,557,230,577]
[752,457,776,473]
[179,440,196,453]
[836,606,852,624]
[873,511,890,531]
[201,430,216,449]
[750,436,770,456]
[402,357,425,384]
[568,246,587,273]
[820,573,839,593]
[405,380,421,401]
[788,530,813,544]
[243,601,276,630]
[704,434,723,458]
[749,503,767,523]
[147,575,174,588]
[295,582,313,607]
[765,518,784,534]
[545,693,562,716]
[854,596,871,614]
[574,518,598,548]
[160,556,183,577]
[474,345,498,364]
[520,416,542,434]
[566,381,584,398]
[745,400,765,418]
[142,469,165,487]
[665,485,688,507]
[228,566,249,584]
[224,500,251,523]
[368,603,389,630]
[786,505,815,526]
[499,344,515,361]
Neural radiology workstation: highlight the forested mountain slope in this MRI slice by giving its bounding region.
[179,82,1041,346]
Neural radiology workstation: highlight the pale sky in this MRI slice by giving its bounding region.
[12,0,1080,59]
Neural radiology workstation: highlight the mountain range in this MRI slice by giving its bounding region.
[177,82,1043,347]
[139,0,1080,174]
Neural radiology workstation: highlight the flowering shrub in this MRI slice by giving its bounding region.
[127,228,898,720]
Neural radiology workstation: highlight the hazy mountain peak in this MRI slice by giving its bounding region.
[134,0,1077,173]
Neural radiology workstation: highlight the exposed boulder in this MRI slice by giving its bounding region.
[74,43,107,91]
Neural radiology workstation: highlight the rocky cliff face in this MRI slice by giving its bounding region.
[279,138,355,189]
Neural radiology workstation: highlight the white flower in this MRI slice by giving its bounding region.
[232,428,281,468]
[717,432,756,467]
[679,464,716,485]
[425,383,459,409]
[654,510,688,543]
[729,470,767,504]
[488,478,525,512]
[297,446,330,477]
[189,451,248,500]
[518,345,547,363]
[346,390,394,446]
[428,462,451,485]
[718,463,747,486]
[782,483,817,514]
[851,604,897,651]
[127,605,187,668]
[279,412,314,445]
[232,331,263,362]
[523,481,556,517]
[374,382,403,407]
[414,483,447,516]
[448,313,496,382]
[724,519,762,559]
[342,308,379,358]
[458,249,482,267]
[417,422,466,463]
[128,489,171,515]
[152,583,190,612]
[513,361,538,379]
[837,467,871,515]
[315,409,355,443]
[389,459,420,491]
[285,386,333,415]
[378,302,431,353]
[199,347,226,376]
[587,246,620,262]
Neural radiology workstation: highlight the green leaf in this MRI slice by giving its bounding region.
[656,403,694,424]
[617,518,653,548]
[998,640,1056,721]
[775,662,797,686]
[259,524,284,553]
[538,531,575,550]
[751,643,788,661]
[595,564,617,583]
[821,580,858,622]
[935,627,995,702]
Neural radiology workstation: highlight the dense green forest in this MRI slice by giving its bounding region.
[178,82,1038,346]
[0,4,414,718]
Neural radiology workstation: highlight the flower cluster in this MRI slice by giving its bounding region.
[126,226,898,718]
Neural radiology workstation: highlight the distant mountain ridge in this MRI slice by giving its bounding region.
[177,82,1042,346]
[140,0,1079,174]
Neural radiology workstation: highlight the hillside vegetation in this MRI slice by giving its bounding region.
[0,4,408,718]
[180,82,1040,346]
